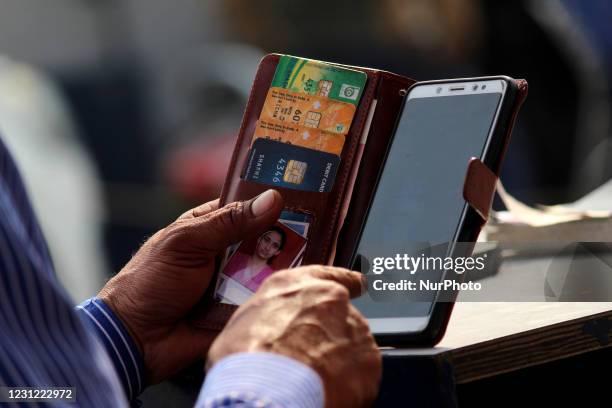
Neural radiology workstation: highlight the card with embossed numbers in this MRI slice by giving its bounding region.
[243,138,339,192]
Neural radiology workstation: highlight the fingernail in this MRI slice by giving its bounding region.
[251,190,276,217]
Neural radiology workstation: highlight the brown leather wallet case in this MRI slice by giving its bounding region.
[194,54,528,336]
[220,53,416,265]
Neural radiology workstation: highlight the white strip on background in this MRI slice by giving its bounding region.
[360,99,378,145]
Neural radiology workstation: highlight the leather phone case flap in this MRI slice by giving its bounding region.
[463,157,497,221]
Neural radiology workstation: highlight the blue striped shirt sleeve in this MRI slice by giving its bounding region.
[76,297,146,401]
[196,352,324,408]
[0,136,128,407]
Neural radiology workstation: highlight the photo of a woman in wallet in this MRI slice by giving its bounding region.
[224,226,286,290]
[221,223,306,293]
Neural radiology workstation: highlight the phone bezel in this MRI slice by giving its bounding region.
[349,76,519,346]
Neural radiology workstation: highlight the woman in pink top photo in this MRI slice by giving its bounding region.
[222,226,287,292]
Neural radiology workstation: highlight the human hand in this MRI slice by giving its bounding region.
[98,189,284,383]
[207,266,382,408]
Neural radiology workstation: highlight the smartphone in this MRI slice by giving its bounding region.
[349,77,520,346]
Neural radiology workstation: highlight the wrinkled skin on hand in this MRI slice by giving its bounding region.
[99,188,381,406]
[99,190,284,383]
[207,266,382,408]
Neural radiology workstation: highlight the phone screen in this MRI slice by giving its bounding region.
[352,81,505,332]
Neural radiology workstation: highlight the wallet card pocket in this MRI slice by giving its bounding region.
[222,54,380,266]
[240,55,369,193]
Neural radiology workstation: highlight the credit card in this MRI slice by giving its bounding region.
[261,87,356,135]
[272,55,367,106]
[253,119,345,156]
[244,138,339,192]
[279,210,312,237]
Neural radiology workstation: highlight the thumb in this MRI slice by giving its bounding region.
[186,189,284,255]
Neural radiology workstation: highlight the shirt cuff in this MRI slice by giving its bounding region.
[196,352,324,408]
[76,297,145,401]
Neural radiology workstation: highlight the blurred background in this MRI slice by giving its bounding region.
[0,0,611,301]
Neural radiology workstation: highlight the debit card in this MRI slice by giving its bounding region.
[244,138,339,192]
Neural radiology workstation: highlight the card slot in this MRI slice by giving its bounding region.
[222,53,382,265]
